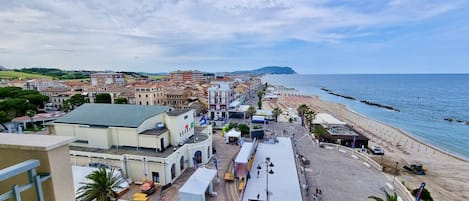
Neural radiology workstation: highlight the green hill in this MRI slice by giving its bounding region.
[0,71,53,79]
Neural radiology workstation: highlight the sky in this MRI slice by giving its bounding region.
[0,0,468,74]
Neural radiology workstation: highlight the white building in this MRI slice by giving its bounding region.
[208,81,235,120]
[49,104,213,185]
[90,72,126,87]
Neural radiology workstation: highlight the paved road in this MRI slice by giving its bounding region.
[277,122,390,201]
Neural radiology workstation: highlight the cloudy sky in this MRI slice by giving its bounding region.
[1,0,468,74]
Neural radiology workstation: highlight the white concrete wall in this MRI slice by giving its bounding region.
[87,127,111,149]
[164,110,195,146]
[137,114,165,133]
[68,128,213,186]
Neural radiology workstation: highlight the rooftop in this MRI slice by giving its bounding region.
[139,128,168,136]
[54,103,170,128]
[167,109,191,116]
[0,133,75,151]
[313,113,347,125]
[242,137,302,201]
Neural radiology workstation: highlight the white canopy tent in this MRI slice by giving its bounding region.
[313,113,347,126]
[179,167,217,201]
[225,129,241,143]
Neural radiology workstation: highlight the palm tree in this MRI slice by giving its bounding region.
[272,107,282,122]
[247,105,257,120]
[297,104,309,127]
[304,110,316,131]
[257,91,264,109]
[76,167,124,201]
[368,191,399,201]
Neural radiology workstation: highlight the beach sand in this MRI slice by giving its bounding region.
[263,89,469,201]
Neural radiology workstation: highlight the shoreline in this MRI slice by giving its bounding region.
[274,85,468,162]
[265,85,469,201]
[338,101,468,162]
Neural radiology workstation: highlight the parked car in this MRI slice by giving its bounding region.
[371,146,385,155]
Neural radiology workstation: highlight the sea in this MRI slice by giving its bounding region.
[263,74,469,159]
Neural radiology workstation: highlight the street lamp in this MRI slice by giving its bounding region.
[257,157,274,201]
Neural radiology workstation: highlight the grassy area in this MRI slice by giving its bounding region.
[0,71,52,79]
[149,75,168,80]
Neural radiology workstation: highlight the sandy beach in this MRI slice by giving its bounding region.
[263,88,469,201]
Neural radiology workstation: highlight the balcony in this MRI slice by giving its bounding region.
[0,160,51,201]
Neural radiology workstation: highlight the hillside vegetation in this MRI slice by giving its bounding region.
[0,71,53,79]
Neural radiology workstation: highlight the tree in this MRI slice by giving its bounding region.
[257,91,263,109]
[26,109,36,128]
[304,110,316,131]
[0,111,12,130]
[368,191,399,201]
[114,97,128,104]
[297,104,310,127]
[76,167,124,201]
[0,98,35,117]
[95,93,112,104]
[21,94,49,108]
[69,94,87,107]
[247,105,257,120]
[272,107,282,122]
[238,124,250,136]
[61,100,71,112]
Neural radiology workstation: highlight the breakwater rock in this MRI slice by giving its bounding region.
[444,117,469,125]
[320,88,356,100]
[320,87,400,112]
[359,100,400,112]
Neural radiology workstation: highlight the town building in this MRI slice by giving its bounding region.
[90,72,126,87]
[165,88,192,110]
[313,113,369,148]
[1,79,27,88]
[169,70,204,83]
[135,82,170,106]
[48,104,213,185]
[87,86,135,104]
[26,79,67,91]
[0,133,75,201]
[208,81,235,120]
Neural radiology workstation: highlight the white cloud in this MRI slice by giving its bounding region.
[0,0,463,71]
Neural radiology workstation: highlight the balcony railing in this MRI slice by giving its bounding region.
[0,160,51,201]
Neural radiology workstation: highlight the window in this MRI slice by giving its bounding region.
[171,163,176,179]
[152,172,160,183]
[180,156,184,171]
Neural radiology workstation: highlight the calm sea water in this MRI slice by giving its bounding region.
[263,74,469,159]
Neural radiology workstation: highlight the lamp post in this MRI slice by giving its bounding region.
[257,157,274,201]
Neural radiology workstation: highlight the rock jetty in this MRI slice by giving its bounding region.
[444,117,469,125]
[320,87,400,112]
[320,88,356,100]
[359,100,400,112]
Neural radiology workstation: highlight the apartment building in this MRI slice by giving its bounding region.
[169,70,205,83]
[208,81,235,120]
[90,72,126,87]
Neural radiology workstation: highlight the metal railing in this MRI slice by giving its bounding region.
[0,160,51,201]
